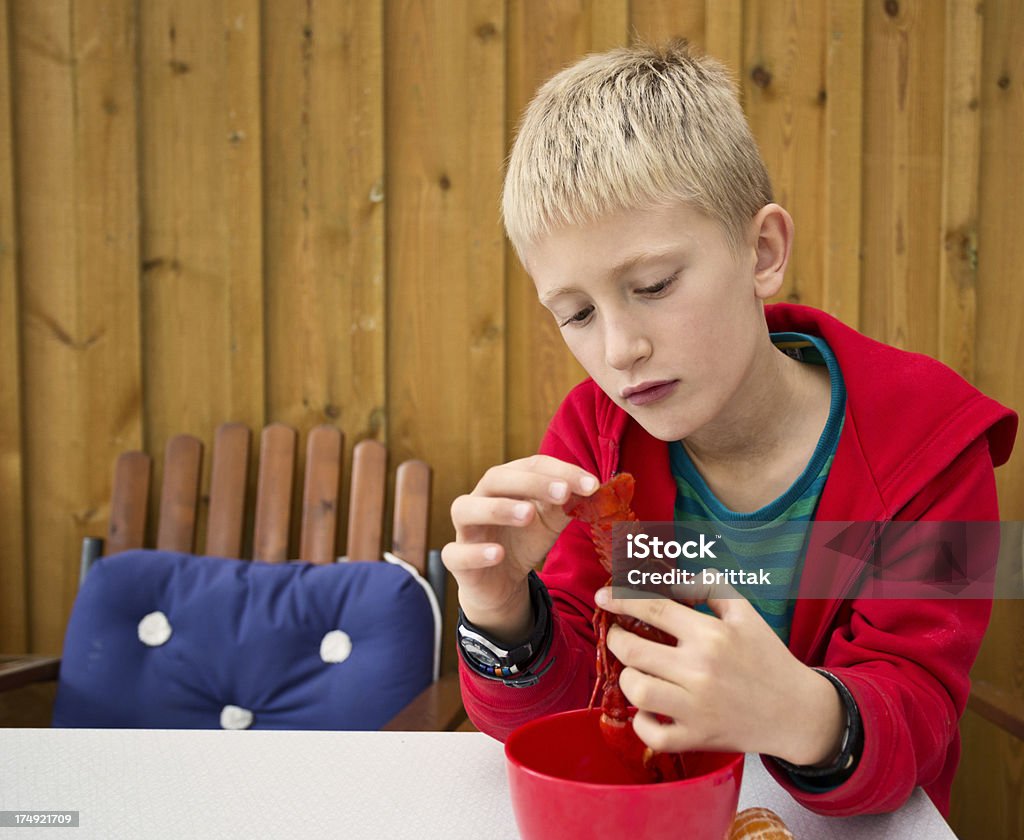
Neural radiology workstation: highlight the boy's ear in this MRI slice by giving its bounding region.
[749,204,793,300]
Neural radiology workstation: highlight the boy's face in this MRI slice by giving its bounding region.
[524,202,774,443]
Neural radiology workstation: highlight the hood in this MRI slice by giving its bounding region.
[587,303,1016,520]
[764,303,1017,514]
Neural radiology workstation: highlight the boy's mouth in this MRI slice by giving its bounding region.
[621,380,679,406]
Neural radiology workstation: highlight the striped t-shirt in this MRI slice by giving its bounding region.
[668,333,846,644]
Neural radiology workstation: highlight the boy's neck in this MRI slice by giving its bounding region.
[680,337,831,488]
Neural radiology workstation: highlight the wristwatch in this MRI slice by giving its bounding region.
[457,571,555,688]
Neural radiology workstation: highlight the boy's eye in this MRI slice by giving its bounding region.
[559,305,595,327]
[555,274,676,328]
[636,274,677,295]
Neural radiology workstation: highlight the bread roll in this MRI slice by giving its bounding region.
[728,807,795,839]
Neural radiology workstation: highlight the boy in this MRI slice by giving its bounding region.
[441,41,1016,817]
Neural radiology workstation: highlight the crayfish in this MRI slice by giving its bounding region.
[564,473,688,783]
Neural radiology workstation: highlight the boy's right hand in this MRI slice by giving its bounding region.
[443,455,599,644]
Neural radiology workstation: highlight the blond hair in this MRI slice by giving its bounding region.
[502,40,772,259]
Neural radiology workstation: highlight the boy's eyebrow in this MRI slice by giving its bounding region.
[539,248,681,306]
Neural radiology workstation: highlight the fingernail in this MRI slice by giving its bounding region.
[595,587,610,606]
[483,546,499,563]
[581,476,599,493]
[514,503,531,521]
[549,481,568,502]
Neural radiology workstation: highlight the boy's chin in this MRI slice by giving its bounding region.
[625,412,690,443]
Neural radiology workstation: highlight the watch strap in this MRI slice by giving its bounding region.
[772,668,863,781]
[457,571,555,688]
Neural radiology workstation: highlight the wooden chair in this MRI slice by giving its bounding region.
[0,422,466,731]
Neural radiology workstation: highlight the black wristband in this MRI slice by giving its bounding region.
[772,668,863,781]
[457,571,555,688]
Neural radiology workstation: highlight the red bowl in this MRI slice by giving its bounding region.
[505,708,743,840]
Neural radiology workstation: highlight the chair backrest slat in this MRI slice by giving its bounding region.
[252,423,297,563]
[299,425,343,565]
[105,451,152,556]
[392,460,432,575]
[346,439,386,561]
[100,424,433,576]
[205,423,251,559]
[156,435,203,552]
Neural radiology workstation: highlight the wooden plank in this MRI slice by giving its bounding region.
[299,425,343,565]
[0,0,27,654]
[204,422,250,559]
[743,1,827,309]
[969,679,1024,742]
[392,459,431,575]
[252,423,296,563]
[388,0,506,673]
[587,0,629,52]
[629,0,706,49]
[9,0,75,654]
[704,0,743,84]
[387,0,506,550]
[346,438,386,562]
[506,1,628,463]
[0,654,60,692]
[156,434,202,552]
[0,681,57,727]
[380,672,466,732]
[963,71,1024,781]
[937,0,982,380]
[950,707,1024,840]
[261,0,384,555]
[974,0,1024,516]
[965,598,1024,836]
[13,0,142,654]
[823,0,864,327]
[139,0,264,554]
[106,451,152,556]
[955,29,1022,831]
[861,0,946,353]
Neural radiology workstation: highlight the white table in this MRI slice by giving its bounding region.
[0,729,957,839]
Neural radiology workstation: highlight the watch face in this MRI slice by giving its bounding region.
[461,637,501,667]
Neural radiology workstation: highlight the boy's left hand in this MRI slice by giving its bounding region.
[596,579,845,766]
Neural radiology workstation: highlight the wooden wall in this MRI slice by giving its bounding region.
[0,1,1020,835]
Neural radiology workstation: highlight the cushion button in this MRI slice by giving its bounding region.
[320,630,353,663]
[137,611,172,647]
[220,705,254,730]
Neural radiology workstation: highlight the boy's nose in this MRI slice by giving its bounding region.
[604,321,652,371]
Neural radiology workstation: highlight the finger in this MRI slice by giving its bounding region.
[596,586,716,638]
[605,624,683,684]
[699,570,750,619]
[514,455,601,495]
[475,459,599,502]
[674,568,750,621]
[631,709,692,754]
[441,541,503,574]
[667,574,717,607]
[617,667,686,726]
[450,494,538,532]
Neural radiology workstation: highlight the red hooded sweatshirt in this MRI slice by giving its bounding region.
[459,303,1017,817]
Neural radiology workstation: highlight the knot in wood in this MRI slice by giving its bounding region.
[750,65,772,89]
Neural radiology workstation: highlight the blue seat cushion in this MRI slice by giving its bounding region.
[53,550,436,730]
